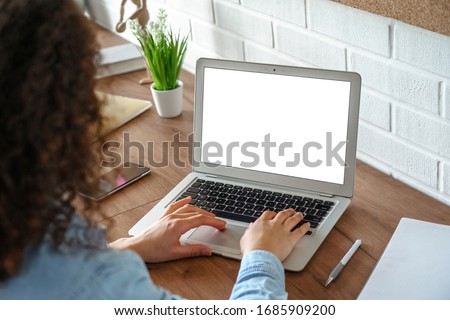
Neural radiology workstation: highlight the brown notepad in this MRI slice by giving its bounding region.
[96,91,152,137]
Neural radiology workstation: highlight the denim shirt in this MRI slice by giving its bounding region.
[0,216,287,299]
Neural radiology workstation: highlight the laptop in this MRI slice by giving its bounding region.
[129,58,361,271]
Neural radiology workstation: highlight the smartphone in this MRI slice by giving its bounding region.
[77,162,151,201]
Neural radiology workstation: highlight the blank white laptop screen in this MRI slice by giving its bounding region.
[201,67,351,185]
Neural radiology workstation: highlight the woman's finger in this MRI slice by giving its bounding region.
[173,203,215,217]
[259,210,277,220]
[273,208,295,223]
[175,214,227,234]
[284,212,304,230]
[289,222,311,242]
[164,197,192,216]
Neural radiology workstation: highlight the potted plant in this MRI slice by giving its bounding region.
[130,9,188,118]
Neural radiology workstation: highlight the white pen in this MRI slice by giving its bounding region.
[325,239,362,287]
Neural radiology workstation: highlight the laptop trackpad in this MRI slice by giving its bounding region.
[186,225,246,255]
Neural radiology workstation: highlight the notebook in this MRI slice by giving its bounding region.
[358,218,450,299]
[96,91,152,137]
[96,44,146,79]
[129,58,361,271]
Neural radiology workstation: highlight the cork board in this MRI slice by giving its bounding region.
[334,0,450,36]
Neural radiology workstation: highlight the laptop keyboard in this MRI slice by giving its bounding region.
[176,178,336,236]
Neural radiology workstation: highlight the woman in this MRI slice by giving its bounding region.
[0,0,310,299]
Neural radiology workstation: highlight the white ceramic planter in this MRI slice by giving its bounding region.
[151,80,183,118]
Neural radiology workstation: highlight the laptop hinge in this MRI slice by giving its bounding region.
[205,174,218,179]
[319,193,334,198]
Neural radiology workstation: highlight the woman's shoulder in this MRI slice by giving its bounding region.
[0,214,173,299]
[0,237,147,299]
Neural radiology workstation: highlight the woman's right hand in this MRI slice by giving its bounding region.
[240,208,310,261]
[110,197,226,263]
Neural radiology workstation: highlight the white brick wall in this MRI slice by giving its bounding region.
[395,22,450,78]
[192,20,244,60]
[244,41,312,67]
[214,1,273,47]
[359,89,391,131]
[350,51,441,113]
[242,0,306,27]
[275,23,346,70]
[308,0,390,56]
[88,0,450,206]
[358,123,439,189]
[445,83,450,120]
[444,163,450,195]
[395,107,450,158]
[165,7,191,38]
[166,0,214,22]
[184,42,222,73]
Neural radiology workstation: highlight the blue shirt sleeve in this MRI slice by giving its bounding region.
[99,249,286,300]
[91,250,182,300]
[230,250,287,300]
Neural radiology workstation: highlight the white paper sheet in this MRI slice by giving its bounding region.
[358,217,450,299]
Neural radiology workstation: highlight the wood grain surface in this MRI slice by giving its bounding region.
[94,25,450,300]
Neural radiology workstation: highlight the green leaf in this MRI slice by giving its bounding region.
[129,8,189,91]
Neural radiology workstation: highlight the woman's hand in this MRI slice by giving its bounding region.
[110,197,226,263]
[240,208,310,261]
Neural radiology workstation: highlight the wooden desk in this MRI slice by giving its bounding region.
[95,30,450,300]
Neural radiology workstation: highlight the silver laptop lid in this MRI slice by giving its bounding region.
[193,58,361,198]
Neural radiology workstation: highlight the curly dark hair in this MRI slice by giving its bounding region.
[0,0,103,281]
